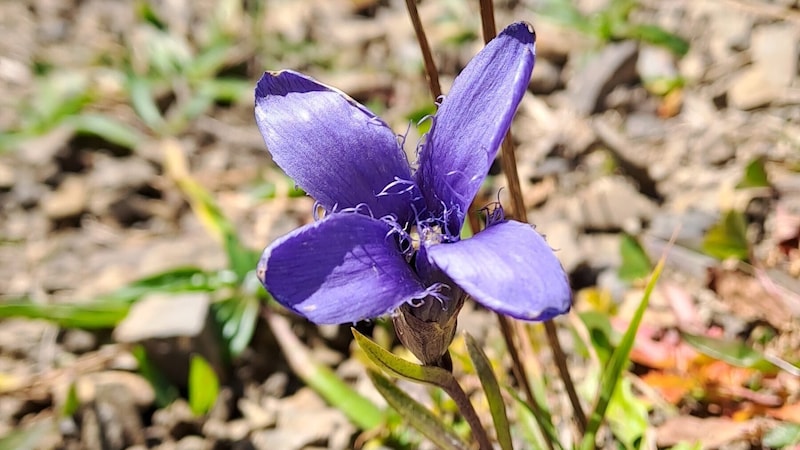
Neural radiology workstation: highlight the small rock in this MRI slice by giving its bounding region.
[709,10,752,62]
[751,23,799,87]
[176,435,212,450]
[0,160,14,189]
[74,371,156,409]
[532,218,583,274]
[565,176,658,232]
[87,155,156,191]
[728,66,780,110]
[566,41,639,115]
[529,57,561,94]
[114,293,210,342]
[637,46,678,89]
[41,175,89,220]
[238,398,275,430]
[61,328,97,354]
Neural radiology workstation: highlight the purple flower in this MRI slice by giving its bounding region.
[254,22,571,328]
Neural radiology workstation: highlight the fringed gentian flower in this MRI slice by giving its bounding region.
[255,22,571,366]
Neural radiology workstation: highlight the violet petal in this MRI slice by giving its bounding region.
[425,220,571,321]
[259,213,426,324]
[255,70,416,221]
[416,22,536,234]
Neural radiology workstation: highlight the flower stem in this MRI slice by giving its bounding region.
[439,373,494,450]
[477,0,587,435]
[405,0,441,100]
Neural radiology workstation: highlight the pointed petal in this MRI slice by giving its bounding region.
[258,213,425,324]
[256,70,416,221]
[416,22,536,234]
[425,220,571,321]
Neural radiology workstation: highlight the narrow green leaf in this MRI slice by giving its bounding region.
[0,301,130,328]
[626,24,689,56]
[763,422,800,448]
[737,156,770,189]
[212,296,259,357]
[580,252,666,450]
[681,332,779,374]
[65,113,145,150]
[702,210,750,261]
[618,234,652,282]
[367,370,468,450]
[352,328,450,386]
[188,354,220,416]
[465,333,512,450]
[61,382,80,417]
[105,267,220,303]
[163,139,257,280]
[267,312,382,430]
[128,77,165,132]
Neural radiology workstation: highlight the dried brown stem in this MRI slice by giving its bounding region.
[477,0,587,435]
[405,0,441,100]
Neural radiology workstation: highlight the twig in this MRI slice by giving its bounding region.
[477,1,587,435]
[405,0,441,100]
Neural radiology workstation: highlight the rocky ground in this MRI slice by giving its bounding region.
[0,0,799,449]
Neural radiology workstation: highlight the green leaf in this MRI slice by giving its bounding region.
[465,333,512,450]
[65,113,145,150]
[211,296,259,357]
[352,328,451,386]
[626,24,689,56]
[0,300,131,328]
[163,139,257,280]
[132,346,180,407]
[579,311,619,366]
[681,332,779,374]
[737,156,770,189]
[128,77,165,132]
[702,210,750,261]
[188,354,220,416]
[581,250,666,450]
[367,370,468,450]
[105,267,221,303]
[507,389,563,450]
[763,422,800,448]
[61,382,80,417]
[618,234,652,282]
[606,377,648,450]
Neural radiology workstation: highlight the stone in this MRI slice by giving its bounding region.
[566,41,639,115]
[751,23,799,87]
[113,293,226,386]
[564,176,658,232]
[41,175,89,220]
[0,160,13,189]
[728,66,780,110]
[531,218,583,274]
[114,293,210,342]
[74,371,156,408]
[529,57,561,94]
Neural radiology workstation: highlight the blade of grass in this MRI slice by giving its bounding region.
[465,333,512,450]
[367,370,468,450]
[264,309,383,430]
[579,249,668,450]
[163,138,258,280]
[0,300,131,329]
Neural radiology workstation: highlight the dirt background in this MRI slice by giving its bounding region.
[0,0,799,449]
